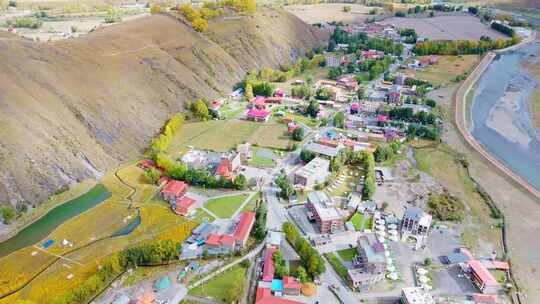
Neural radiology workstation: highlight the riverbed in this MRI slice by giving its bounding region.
[469,41,540,192]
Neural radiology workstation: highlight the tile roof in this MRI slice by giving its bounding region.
[247,109,271,118]
[469,260,499,287]
[262,248,276,282]
[162,180,187,197]
[174,197,196,215]
[282,276,302,290]
[255,288,304,304]
[233,211,256,242]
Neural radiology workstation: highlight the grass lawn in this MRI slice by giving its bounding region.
[337,248,356,262]
[532,90,540,131]
[350,212,373,231]
[324,253,349,283]
[241,192,260,212]
[204,194,249,218]
[490,269,507,284]
[285,113,319,128]
[411,55,480,86]
[248,123,292,150]
[327,167,360,198]
[189,265,247,302]
[412,140,502,255]
[249,147,276,168]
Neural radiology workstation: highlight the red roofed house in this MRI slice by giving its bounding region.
[265,96,283,104]
[247,109,271,122]
[377,114,388,123]
[282,276,302,295]
[337,75,359,91]
[350,103,360,114]
[161,180,188,204]
[287,122,300,134]
[173,197,196,216]
[216,158,234,180]
[317,138,339,148]
[205,233,235,254]
[489,261,510,271]
[388,91,401,104]
[274,88,285,98]
[251,96,267,109]
[262,247,276,282]
[139,159,155,170]
[255,287,303,304]
[137,292,156,304]
[473,293,499,304]
[233,211,256,248]
[468,260,499,294]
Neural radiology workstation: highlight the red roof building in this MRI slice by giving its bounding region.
[265,97,283,104]
[287,122,300,134]
[247,109,271,122]
[473,294,499,303]
[377,114,389,123]
[233,211,256,248]
[262,247,276,282]
[317,138,339,148]
[255,287,303,304]
[161,180,188,203]
[216,158,233,180]
[173,197,196,216]
[274,88,285,98]
[251,96,267,109]
[205,233,235,252]
[282,276,302,295]
[139,159,155,170]
[468,260,499,294]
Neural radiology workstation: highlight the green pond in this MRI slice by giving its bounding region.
[0,184,111,257]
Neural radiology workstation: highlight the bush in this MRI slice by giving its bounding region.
[395,11,406,17]
[292,127,304,141]
[300,149,315,163]
[192,18,208,32]
[333,111,345,129]
[282,222,326,278]
[104,8,122,23]
[7,17,42,29]
[150,4,162,14]
[0,206,16,224]
[342,5,351,12]
[427,192,465,222]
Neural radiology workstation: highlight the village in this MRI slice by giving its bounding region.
[0,1,533,304]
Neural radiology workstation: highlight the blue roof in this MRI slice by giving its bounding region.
[271,279,283,291]
[42,239,54,249]
[154,276,171,290]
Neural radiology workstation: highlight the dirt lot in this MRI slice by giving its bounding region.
[285,3,374,24]
[409,55,481,87]
[386,15,507,40]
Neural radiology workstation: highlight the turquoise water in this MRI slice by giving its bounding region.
[0,184,111,257]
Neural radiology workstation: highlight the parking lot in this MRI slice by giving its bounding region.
[288,205,320,236]
[433,265,476,295]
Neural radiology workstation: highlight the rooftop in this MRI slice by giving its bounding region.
[304,142,342,157]
[358,235,386,264]
[295,157,330,178]
[469,260,499,287]
[403,207,432,227]
[161,180,187,196]
[233,211,256,241]
[401,287,435,304]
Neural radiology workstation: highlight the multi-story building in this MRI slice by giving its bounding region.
[349,234,386,291]
[306,191,344,234]
[293,157,331,189]
[401,287,435,304]
[401,207,432,247]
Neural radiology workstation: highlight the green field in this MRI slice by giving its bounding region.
[324,253,349,283]
[350,212,373,231]
[204,194,249,218]
[411,55,480,86]
[241,192,261,212]
[189,265,247,302]
[249,147,276,168]
[337,248,356,262]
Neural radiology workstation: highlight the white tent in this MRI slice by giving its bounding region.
[387,265,396,272]
[388,230,398,236]
[384,250,390,257]
[376,219,386,225]
[377,230,386,237]
[388,224,398,230]
[389,235,399,242]
[418,275,429,283]
[387,272,398,280]
[376,224,385,231]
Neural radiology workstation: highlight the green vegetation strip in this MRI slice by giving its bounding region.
[324,253,349,282]
[189,264,247,303]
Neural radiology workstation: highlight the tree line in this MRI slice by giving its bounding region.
[413,36,521,55]
[282,222,326,279]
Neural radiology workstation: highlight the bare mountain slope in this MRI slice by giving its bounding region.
[0,11,325,208]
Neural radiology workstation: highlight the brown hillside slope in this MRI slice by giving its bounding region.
[0,11,325,208]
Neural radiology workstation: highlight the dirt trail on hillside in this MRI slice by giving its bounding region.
[0,11,326,210]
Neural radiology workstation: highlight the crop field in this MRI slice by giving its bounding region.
[248,123,292,150]
[411,55,480,86]
[204,194,250,219]
[189,264,247,302]
[285,3,374,24]
[386,15,507,40]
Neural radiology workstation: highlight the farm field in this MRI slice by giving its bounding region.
[386,15,507,40]
[285,3,374,24]
[249,147,277,168]
[204,194,250,219]
[248,123,292,150]
[411,55,481,86]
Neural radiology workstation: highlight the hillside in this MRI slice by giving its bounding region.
[0,10,325,210]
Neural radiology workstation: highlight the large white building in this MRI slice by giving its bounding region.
[401,207,432,248]
[306,191,345,234]
[293,157,330,189]
[401,287,435,304]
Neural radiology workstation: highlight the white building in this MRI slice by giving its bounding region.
[293,157,330,189]
[401,287,435,304]
[401,207,432,248]
[181,149,206,169]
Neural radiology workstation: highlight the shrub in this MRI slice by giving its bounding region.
[427,192,465,221]
[150,4,162,14]
[0,206,16,224]
[292,127,304,141]
[192,18,208,32]
[104,8,122,23]
[7,17,42,29]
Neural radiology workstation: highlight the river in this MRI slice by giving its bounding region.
[469,41,540,192]
[0,184,111,257]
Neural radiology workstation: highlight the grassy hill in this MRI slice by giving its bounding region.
[0,10,326,209]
